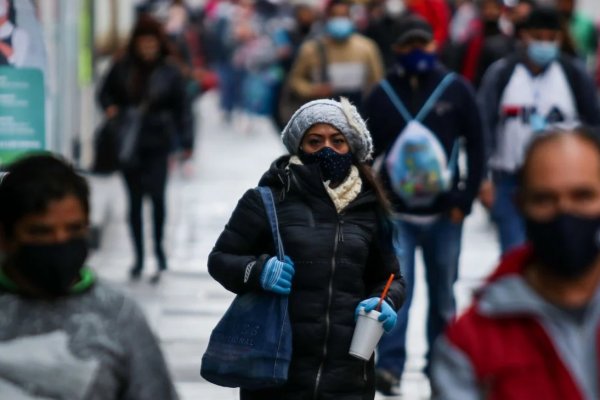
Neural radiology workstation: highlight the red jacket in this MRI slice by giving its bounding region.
[432,246,600,400]
[408,0,451,47]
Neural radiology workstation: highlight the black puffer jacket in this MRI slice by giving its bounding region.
[208,156,405,400]
[98,56,193,153]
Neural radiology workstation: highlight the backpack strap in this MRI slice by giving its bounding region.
[257,186,285,261]
[380,79,413,122]
[414,72,456,122]
[557,55,587,120]
[447,140,460,173]
[316,39,329,83]
[380,73,457,123]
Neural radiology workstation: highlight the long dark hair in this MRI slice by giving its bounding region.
[125,15,175,101]
[357,163,392,215]
[126,15,174,63]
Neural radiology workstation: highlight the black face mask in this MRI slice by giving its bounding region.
[298,147,354,185]
[11,237,89,296]
[526,213,600,279]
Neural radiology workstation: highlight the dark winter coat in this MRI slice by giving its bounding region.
[98,56,193,154]
[363,65,485,216]
[208,156,405,400]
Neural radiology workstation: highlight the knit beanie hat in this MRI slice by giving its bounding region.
[281,98,374,162]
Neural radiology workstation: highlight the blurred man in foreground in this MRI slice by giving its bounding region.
[432,129,600,400]
[0,154,178,399]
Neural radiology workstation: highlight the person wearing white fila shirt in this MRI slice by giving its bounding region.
[478,6,600,255]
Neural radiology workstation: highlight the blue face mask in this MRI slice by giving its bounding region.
[298,147,354,184]
[396,49,437,74]
[527,40,559,67]
[326,17,354,41]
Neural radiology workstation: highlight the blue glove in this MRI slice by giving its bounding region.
[260,256,295,295]
[355,297,397,333]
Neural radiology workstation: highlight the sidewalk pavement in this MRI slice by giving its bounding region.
[86,91,500,399]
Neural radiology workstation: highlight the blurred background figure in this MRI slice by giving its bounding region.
[363,14,485,396]
[272,2,321,129]
[233,0,293,131]
[206,0,245,125]
[363,0,403,70]
[402,0,451,48]
[440,0,482,82]
[98,15,193,282]
[478,6,600,256]
[472,0,518,87]
[286,0,384,113]
[557,0,598,71]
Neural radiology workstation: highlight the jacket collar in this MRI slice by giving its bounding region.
[476,246,600,320]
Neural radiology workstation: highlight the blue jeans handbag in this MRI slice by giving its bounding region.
[200,187,292,389]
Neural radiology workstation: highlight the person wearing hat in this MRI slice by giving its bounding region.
[208,98,406,400]
[478,5,600,256]
[362,14,485,395]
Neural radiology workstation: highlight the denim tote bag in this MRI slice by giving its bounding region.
[200,186,292,389]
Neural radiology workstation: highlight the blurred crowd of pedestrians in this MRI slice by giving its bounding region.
[126,0,600,130]
[101,0,600,397]
[2,0,599,399]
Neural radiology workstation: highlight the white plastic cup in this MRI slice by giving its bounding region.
[349,309,385,361]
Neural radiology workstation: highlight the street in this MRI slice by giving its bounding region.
[87,91,500,399]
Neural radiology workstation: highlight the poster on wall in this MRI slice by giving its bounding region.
[0,0,47,166]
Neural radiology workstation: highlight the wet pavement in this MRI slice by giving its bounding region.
[87,92,500,399]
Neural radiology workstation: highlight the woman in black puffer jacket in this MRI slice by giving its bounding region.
[98,16,193,282]
[208,98,406,400]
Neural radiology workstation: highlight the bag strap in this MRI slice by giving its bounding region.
[316,39,329,83]
[257,187,285,261]
[447,140,460,173]
[379,72,456,123]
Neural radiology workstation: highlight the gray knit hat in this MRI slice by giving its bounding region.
[281,98,374,162]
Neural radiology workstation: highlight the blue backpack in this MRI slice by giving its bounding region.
[380,73,459,208]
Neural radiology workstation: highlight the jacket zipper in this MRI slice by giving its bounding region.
[313,219,342,399]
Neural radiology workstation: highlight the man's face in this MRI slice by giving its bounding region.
[2,195,89,252]
[521,138,600,222]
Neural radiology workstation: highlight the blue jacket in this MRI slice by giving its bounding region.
[363,66,485,216]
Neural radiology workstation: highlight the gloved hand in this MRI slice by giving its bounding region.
[260,256,295,295]
[355,297,397,333]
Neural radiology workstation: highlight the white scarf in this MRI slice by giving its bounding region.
[289,156,363,213]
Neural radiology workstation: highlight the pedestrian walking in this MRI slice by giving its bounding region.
[362,15,485,395]
[478,6,600,255]
[0,154,178,399]
[98,16,193,282]
[207,97,406,400]
[432,128,600,400]
[286,0,384,109]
